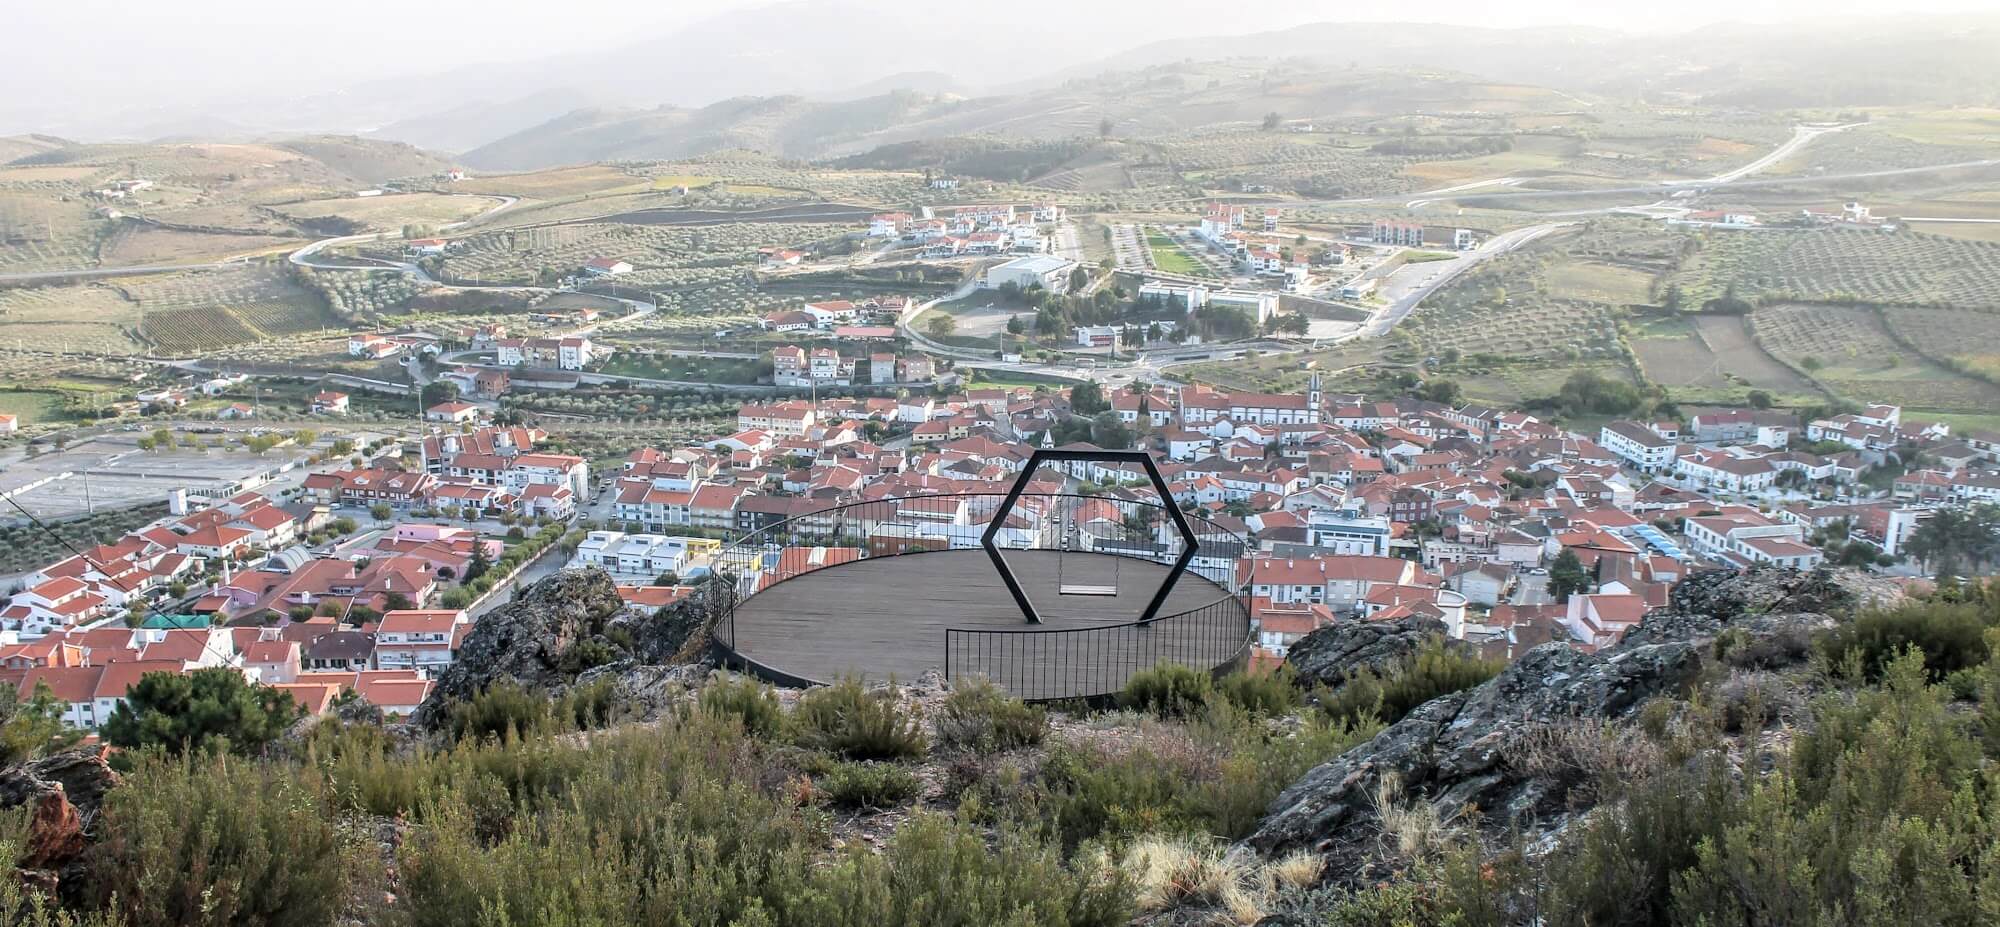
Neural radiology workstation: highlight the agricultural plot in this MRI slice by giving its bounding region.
[1629,312,1817,404]
[0,389,76,426]
[0,192,109,272]
[1751,302,2000,413]
[1770,123,1999,176]
[1154,130,1413,198]
[0,284,145,354]
[1546,262,1655,305]
[1404,253,1626,363]
[444,221,841,286]
[1672,228,2000,307]
[117,265,339,350]
[271,192,498,231]
[1881,306,2000,380]
[97,223,299,265]
[140,309,260,354]
[452,166,649,199]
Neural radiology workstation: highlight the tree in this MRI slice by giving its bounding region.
[1662,283,1685,312]
[1069,380,1108,415]
[1262,111,1283,130]
[1090,411,1134,449]
[0,682,81,765]
[1415,379,1462,405]
[1747,389,1774,410]
[1068,266,1090,292]
[1099,116,1115,138]
[369,503,392,522]
[421,381,461,407]
[927,314,957,339]
[464,543,492,583]
[1548,549,1591,603]
[1006,314,1026,336]
[1904,504,2000,579]
[101,667,299,756]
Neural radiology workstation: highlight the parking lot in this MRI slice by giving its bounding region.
[0,434,314,523]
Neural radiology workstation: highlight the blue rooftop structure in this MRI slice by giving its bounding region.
[1631,523,1687,561]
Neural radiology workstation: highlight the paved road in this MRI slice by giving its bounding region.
[1360,223,1569,338]
[1684,123,1863,186]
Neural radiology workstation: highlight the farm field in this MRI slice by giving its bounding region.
[118,265,340,354]
[97,223,300,265]
[1397,135,1579,188]
[443,221,840,286]
[1751,302,2000,414]
[452,166,648,199]
[0,284,145,354]
[1672,227,2000,306]
[0,193,108,272]
[0,388,79,426]
[1880,305,2000,380]
[1628,312,1818,404]
[271,192,499,231]
[1546,261,1655,305]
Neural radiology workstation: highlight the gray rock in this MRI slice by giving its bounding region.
[414,567,713,728]
[1246,641,1701,863]
[1284,615,1470,696]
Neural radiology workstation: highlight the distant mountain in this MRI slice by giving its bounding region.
[0,134,74,164]
[365,89,599,155]
[460,62,1578,171]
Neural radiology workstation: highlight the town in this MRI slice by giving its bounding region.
[2,349,1988,731]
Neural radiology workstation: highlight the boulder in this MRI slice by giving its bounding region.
[0,750,123,881]
[1284,615,1470,696]
[1247,641,1701,864]
[414,567,718,729]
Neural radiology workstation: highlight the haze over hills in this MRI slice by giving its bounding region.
[12,7,1996,158]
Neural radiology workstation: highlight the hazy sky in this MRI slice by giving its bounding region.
[6,0,1997,138]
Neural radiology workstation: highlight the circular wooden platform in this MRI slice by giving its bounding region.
[720,549,1241,694]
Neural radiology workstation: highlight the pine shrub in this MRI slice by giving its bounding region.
[937,677,1047,752]
[793,677,927,761]
[1117,662,1214,718]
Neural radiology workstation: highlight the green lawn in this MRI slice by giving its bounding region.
[1146,232,1213,277]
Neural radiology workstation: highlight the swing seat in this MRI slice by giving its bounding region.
[1058,583,1119,597]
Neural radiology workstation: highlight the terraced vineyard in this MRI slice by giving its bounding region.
[444,221,842,286]
[140,308,261,353]
[1882,306,2000,379]
[1751,302,2000,413]
[0,284,146,353]
[1672,228,2000,307]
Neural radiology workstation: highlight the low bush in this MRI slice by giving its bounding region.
[698,674,785,738]
[1817,601,1989,681]
[793,677,927,761]
[1216,666,1302,717]
[78,752,365,927]
[937,677,1047,752]
[1117,662,1214,718]
[821,760,922,810]
[1318,638,1503,728]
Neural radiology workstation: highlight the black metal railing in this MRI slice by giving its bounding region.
[693,490,1255,700]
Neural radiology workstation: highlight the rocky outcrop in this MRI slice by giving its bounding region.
[1284,615,1470,696]
[0,750,123,891]
[1248,641,1701,862]
[414,567,716,729]
[1247,565,1877,870]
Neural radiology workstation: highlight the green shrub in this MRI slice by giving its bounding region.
[443,679,548,742]
[1216,666,1302,717]
[1319,638,1503,727]
[1817,602,1990,681]
[79,752,363,927]
[698,675,785,738]
[793,677,927,761]
[822,761,922,810]
[937,677,1047,752]
[1117,662,1214,717]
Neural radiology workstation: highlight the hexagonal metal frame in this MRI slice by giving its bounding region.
[980,448,1198,625]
